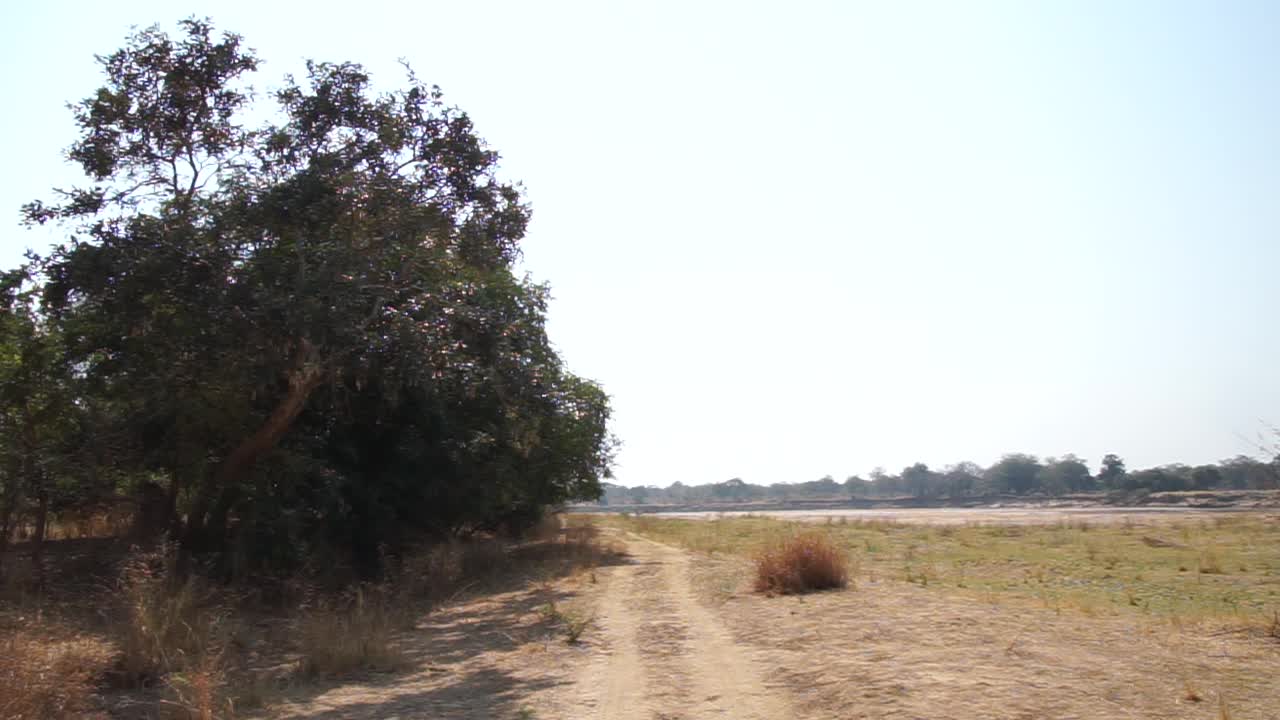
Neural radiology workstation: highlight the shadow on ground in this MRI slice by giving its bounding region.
[261,530,633,719]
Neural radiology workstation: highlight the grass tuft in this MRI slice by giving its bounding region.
[1182,678,1202,703]
[753,531,850,595]
[540,599,595,644]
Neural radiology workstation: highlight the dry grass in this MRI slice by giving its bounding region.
[753,531,850,595]
[1265,608,1280,641]
[539,597,595,644]
[0,627,113,719]
[161,650,233,720]
[392,538,512,606]
[291,520,618,678]
[297,585,407,678]
[114,544,229,686]
[601,513,1280,622]
[1,512,625,718]
[1182,678,1203,702]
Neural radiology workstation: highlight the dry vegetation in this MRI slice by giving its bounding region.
[605,512,1280,625]
[593,511,1280,718]
[0,515,623,719]
[0,625,114,719]
[752,531,850,595]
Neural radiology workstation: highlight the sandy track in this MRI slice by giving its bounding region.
[576,532,791,719]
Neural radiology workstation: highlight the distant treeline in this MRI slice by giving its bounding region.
[600,453,1280,505]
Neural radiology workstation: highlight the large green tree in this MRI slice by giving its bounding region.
[20,19,613,573]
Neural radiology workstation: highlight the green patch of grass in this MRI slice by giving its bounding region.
[599,514,1280,622]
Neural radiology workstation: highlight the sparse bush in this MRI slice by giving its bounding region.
[527,511,564,542]
[539,599,594,644]
[393,539,511,605]
[298,585,406,677]
[753,532,850,595]
[161,650,233,720]
[115,544,228,686]
[0,629,112,719]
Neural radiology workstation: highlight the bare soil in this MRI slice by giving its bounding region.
[569,532,790,719]
[688,554,1280,719]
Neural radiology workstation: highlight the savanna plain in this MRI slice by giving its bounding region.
[6,508,1278,719]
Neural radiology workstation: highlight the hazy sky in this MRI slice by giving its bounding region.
[3,1,1279,486]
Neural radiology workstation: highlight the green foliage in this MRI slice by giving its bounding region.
[1098,453,1126,489]
[1037,455,1094,494]
[6,19,614,578]
[984,454,1045,495]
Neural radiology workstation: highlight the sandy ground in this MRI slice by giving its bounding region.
[265,528,1279,719]
[570,533,791,719]
[262,566,605,719]
[689,555,1280,719]
[647,506,1275,526]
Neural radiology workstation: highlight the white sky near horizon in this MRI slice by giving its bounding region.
[3,1,1279,487]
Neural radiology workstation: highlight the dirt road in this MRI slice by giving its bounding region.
[573,532,792,719]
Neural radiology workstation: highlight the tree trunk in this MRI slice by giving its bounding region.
[165,471,184,537]
[0,495,16,585]
[0,449,22,583]
[179,345,325,567]
[31,489,48,590]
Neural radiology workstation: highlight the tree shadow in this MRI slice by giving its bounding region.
[260,530,633,718]
[293,667,567,720]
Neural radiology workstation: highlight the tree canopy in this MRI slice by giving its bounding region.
[3,19,614,579]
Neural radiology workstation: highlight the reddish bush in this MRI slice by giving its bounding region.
[753,532,850,595]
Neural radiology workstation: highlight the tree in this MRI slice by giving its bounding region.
[901,463,940,498]
[1191,465,1222,490]
[794,475,841,497]
[712,478,755,502]
[20,20,614,574]
[1097,454,1126,490]
[0,275,92,585]
[1036,455,1094,494]
[868,467,899,497]
[984,454,1043,495]
[843,475,867,497]
[942,462,983,498]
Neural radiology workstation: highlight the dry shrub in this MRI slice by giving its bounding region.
[527,511,565,542]
[519,523,621,574]
[160,650,233,720]
[754,531,850,595]
[298,585,406,677]
[393,539,511,605]
[0,628,112,719]
[114,544,228,686]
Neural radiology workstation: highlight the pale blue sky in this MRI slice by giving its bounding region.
[3,1,1279,485]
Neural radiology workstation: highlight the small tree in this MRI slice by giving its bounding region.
[1097,454,1126,490]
